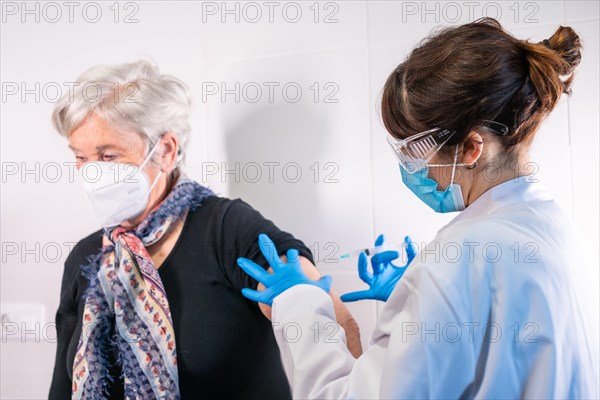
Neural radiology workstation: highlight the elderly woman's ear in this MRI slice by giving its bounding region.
[157,131,179,173]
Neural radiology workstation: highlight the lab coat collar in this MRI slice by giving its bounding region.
[439,175,552,232]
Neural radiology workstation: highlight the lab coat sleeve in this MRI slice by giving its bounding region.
[272,285,354,398]
[271,270,476,399]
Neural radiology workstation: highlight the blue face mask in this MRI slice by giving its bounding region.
[399,146,466,213]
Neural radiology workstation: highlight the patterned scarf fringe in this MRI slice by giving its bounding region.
[79,248,116,398]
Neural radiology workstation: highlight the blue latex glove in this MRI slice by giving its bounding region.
[340,234,416,302]
[237,233,333,306]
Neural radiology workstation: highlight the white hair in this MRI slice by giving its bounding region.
[51,59,192,171]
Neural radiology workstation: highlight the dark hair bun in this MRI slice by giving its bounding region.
[546,26,582,77]
[522,25,582,110]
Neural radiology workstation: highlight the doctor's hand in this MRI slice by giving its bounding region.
[237,233,333,306]
[340,234,416,302]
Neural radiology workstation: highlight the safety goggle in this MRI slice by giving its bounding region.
[386,128,455,174]
[387,120,509,174]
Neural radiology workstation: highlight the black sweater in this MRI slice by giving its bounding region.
[49,196,315,399]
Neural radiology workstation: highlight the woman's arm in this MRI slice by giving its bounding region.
[257,255,363,358]
[48,252,81,399]
[214,198,363,356]
[49,306,78,399]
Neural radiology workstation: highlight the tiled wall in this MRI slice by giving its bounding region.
[1,2,598,398]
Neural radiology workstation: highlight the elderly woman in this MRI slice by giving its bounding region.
[236,18,599,398]
[48,60,362,399]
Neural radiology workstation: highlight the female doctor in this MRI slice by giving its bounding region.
[236,18,599,398]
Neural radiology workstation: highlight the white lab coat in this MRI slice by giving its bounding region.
[272,176,599,399]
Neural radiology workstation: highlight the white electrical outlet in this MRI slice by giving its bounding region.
[1,303,46,343]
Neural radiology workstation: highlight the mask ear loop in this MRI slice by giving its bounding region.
[428,143,469,170]
[148,169,163,192]
[140,137,164,192]
[139,137,162,170]
[450,145,459,185]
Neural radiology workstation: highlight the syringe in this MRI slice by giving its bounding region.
[339,243,407,259]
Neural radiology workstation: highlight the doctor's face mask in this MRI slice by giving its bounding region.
[398,145,466,213]
[79,140,163,227]
[387,128,466,213]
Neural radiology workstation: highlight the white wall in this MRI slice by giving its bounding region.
[1,1,598,398]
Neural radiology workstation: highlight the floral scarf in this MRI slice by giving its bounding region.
[72,177,214,399]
